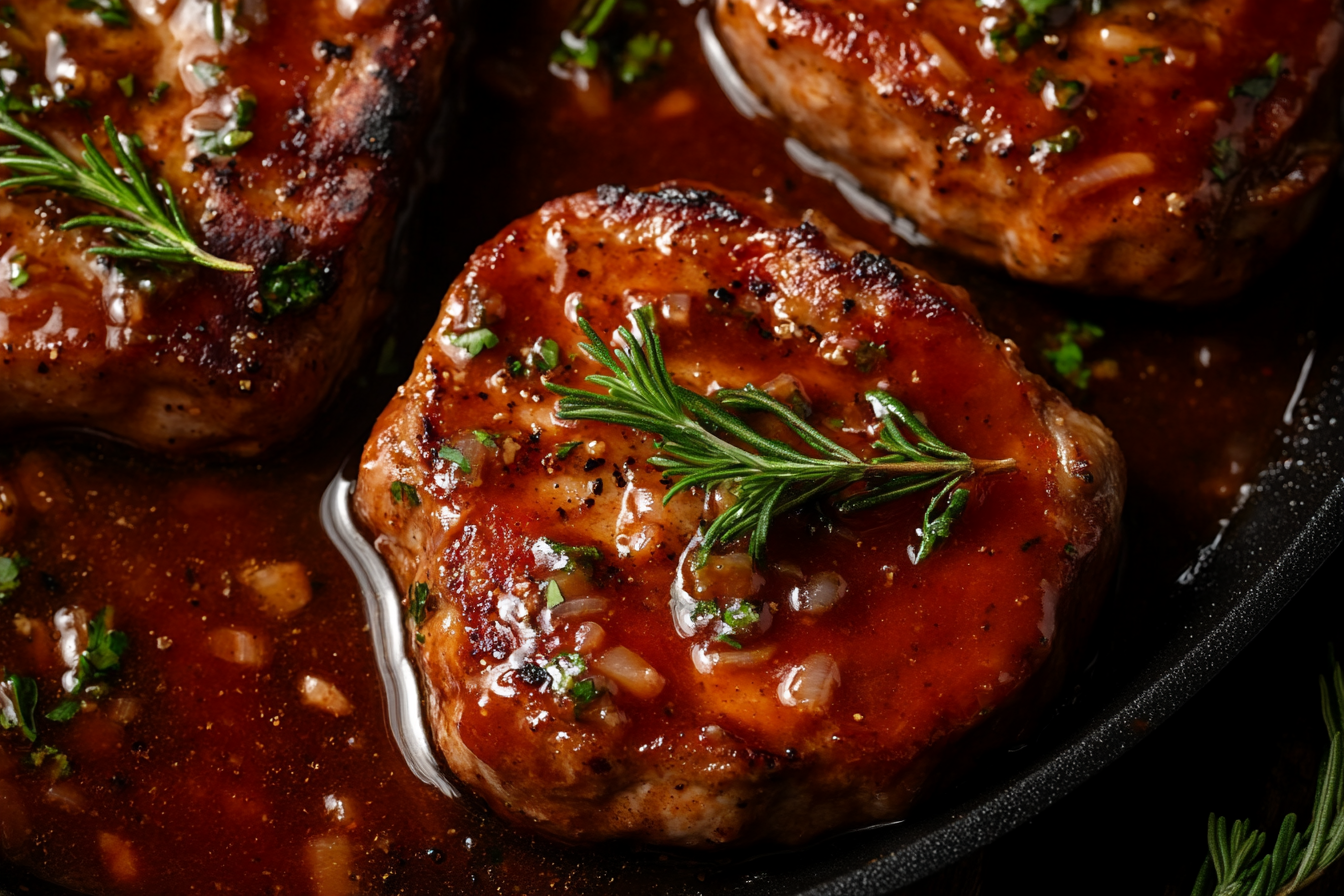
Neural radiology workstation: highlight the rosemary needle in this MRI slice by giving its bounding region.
[546,306,1016,566]
[0,111,252,273]
[1191,648,1344,896]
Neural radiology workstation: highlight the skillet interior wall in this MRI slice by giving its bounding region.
[0,0,1335,893]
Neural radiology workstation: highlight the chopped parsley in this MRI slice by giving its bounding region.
[1030,125,1082,164]
[546,579,565,609]
[716,634,743,650]
[117,73,135,98]
[0,6,16,27]
[1027,67,1085,111]
[408,582,429,628]
[71,607,129,695]
[7,252,28,289]
[538,538,602,567]
[390,480,421,506]
[449,328,499,357]
[1,674,39,742]
[473,430,498,449]
[0,554,28,596]
[148,81,170,103]
[854,340,888,373]
[30,744,71,779]
[68,0,132,27]
[692,599,719,620]
[1043,320,1104,389]
[554,441,581,460]
[721,600,760,630]
[190,61,226,89]
[196,88,256,155]
[437,445,471,475]
[1210,137,1239,182]
[544,652,587,693]
[617,32,673,84]
[532,337,560,372]
[260,260,328,318]
[570,678,600,708]
[1122,46,1164,66]
[1231,52,1284,100]
[45,699,80,722]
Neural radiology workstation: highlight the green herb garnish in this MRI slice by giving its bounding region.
[555,441,581,460]
[117,74,135,98]
[29,744,71,778]
[449,328,499,357]
[7,251,27,289]
[1122,46,1164,66]
[1231,52,1285,100]
[210,0,225,42]
[191,61,225,88]
[0,553,27,596]
[45,699,80,722]
[195,89,255,156]
[437,445,471,475]
[389,480,420,506]
[547,307,1015,566]
[409,582,428,628]
[1043,320,1104,389]
[617,32,673,84]
[148,81,170,103]
[722,600,760,630]
[71,607,128,695]
[544,652,587,693]
[546,579,565,608]
[693,600,719,620]
[260,260,326,317]
[716,634,743,650]
[1191,648,1344,895]
[1031,125,1082,160]
[538,538,602,567]
[1,673,39,741]
[473,430,498,448]
[533,337,561,372]
[69,0,132,27]
[0,113,252,272]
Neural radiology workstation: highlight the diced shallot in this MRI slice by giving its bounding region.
[207,627,270,668]
[691,642,777,674]
[238,561,312,618]
[104,696,141,725]
[45,782,86,814]
[777,654,841,711]
[300,675,353,716]
[690,552,761,598]
[788,572,848,615]
[592,646,666,700]
[1060,153,1156,201]
[573,622,606,654]
[549,597,608,620]
[306,834,357,896]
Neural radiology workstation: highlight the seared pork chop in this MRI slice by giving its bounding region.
[0,0,448,454]
[715,0,1343,301]
[355,183,1125,846]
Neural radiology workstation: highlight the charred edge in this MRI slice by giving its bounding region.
[850,250,905,287]
[594,183,748,225]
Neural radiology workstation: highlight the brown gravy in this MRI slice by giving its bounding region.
[0,1,1333,893]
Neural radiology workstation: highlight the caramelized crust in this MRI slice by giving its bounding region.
[715,0,1343,301]
[355,183,1125,846]
[0,0,449,454]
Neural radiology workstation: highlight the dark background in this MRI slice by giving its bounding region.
[899,543,1344,896]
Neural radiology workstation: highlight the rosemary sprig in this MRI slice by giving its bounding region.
[0,111,252,272]
[1191,649,1344,896]
[546,306,1015,566]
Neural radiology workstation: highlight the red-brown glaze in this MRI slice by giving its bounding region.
[355,183,1124,846]
[0,0,448,454]
[716,0,1343,300]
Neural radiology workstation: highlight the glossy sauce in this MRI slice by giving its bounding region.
[0,0,1333,893]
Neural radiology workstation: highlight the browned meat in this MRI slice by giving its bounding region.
[714,0,1343,301]
[354,182,1125,846]
[0,0,449,454]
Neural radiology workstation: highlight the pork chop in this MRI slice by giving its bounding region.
[355,182,1125,846]
[715,0,1343,301]
[0,0,449,454]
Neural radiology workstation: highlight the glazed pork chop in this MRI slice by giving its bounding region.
[0,0,448,454]
[715,0,1343,301]
[355,183,1125,846]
